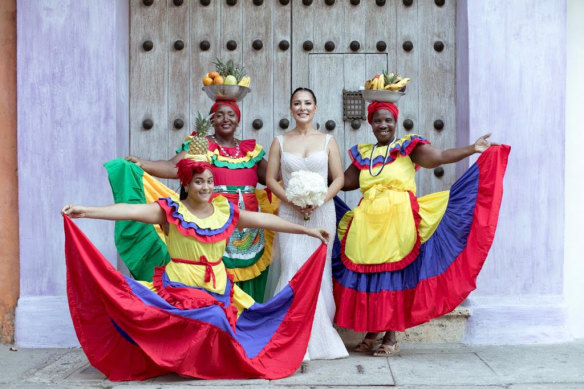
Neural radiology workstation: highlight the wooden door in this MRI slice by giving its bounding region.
[130,0,456,200]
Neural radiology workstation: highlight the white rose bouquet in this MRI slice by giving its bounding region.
[285,170,328,221]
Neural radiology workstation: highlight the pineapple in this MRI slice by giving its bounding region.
[189,112,213,155]
[214,57,247,83]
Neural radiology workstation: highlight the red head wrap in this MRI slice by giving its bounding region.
[367,101,399,124]
[176,159,213,187]
[210,99,241,123]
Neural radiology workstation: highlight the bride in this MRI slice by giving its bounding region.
[265,87,348,360]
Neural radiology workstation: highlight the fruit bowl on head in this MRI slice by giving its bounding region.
[361,89,405,103]
[202,84,251,102]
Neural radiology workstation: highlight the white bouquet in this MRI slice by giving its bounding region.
[285,170,327,220]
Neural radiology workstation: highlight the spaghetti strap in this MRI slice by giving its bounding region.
[324,134,331,151]
[277,135,284,149]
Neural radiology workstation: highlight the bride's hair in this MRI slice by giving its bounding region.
[290,87,317,106]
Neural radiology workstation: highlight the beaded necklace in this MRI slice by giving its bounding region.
[368,137,396,177]
[211,135,241,158]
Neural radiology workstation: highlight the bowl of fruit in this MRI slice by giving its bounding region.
[361,71,410,103]
[202,58,251,101]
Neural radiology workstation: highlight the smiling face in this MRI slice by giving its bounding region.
[371,109,397,145]
[211,104,239,138]
[186,169,214,203]
[290,90,317,125]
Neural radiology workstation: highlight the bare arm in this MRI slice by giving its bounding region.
[256,158,268,186]
[237,210,329,243]
[324,137,344,202]
[410,133,497,169]
[125,151,185,179]
[342,164,360,191]
[61,203,166,225]
[265,138,288,203]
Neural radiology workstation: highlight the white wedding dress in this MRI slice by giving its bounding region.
[267,134,348,361]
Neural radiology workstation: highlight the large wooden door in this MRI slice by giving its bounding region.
[130,0,456,202]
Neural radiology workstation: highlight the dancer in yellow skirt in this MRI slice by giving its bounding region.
[334,100,509,356]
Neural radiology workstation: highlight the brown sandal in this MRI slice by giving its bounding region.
[354,337,378,352]
[372,342,400,357]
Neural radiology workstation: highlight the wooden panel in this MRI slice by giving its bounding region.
[273,0,292,138]
[167,0,190,158]
[308,54,345,201]
[344,0,367,54]
[220,1,243,138]
[343,53,367,208]
[364,0,396,55]
[313,0,344,54]
[291,2,314,89]
[396,0,420,164]
[190,0,220,129]
[242,0,273,151]
[417,0,457,196]
[130,0,168,161]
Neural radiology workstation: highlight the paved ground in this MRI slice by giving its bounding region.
[1,341,584,388]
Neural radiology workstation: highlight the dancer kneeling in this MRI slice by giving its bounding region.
[61,152,330,381]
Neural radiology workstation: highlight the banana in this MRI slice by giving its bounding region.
[378,75,385,90]
[365,80,372,90]
[371,78,378,90]
[384,84,391,90]
[237,76,251,87]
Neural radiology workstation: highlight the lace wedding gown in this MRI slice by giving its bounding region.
[269,134,348,361]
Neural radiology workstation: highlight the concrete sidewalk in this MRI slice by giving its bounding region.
[1,341,583,388]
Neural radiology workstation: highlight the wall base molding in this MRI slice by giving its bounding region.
[463,295,571,344]
[15,296,78,348]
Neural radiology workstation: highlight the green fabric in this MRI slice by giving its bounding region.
[222,247,264,268]
[104,158,170,281]
[235,266,269,303]
[210,149,265,169]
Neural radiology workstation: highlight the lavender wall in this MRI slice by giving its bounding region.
[16,1,128,346]
[463,0,568,343]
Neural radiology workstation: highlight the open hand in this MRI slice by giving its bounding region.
[125,155,143,167]
[61,204,88,218]
[473,133,499,153]
[307,228,330,243]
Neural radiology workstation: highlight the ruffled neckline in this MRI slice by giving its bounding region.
[349,134,430,170]
[156,195,239,243]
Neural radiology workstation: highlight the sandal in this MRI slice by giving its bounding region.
[354,337,378,352]
[372,342,400,357]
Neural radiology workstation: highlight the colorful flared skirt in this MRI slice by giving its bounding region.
[332,145,510,332]
[64,216,327,381]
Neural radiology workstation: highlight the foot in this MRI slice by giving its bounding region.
[354,337,378,352]
[372,342,400,357]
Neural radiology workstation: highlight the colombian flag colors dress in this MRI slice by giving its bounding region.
[333,134,510,332]
[64,195,327,381]
[104,137,278,302]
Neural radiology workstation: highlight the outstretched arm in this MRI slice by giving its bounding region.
[410,133,497,169]
[237,210,329,243]
[61,203,166,225]
[125,151,185,179]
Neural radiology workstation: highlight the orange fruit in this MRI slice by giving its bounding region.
[213,75,224,85]
[209,71,220,79]
[202,76,213,86]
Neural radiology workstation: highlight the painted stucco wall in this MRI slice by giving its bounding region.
[564,0,584,340]
[463,0,569,343]
[0,0,18,344]
[15,0,129,347]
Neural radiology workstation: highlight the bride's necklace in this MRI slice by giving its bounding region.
[211,135,240,158]
[368,137,396,177]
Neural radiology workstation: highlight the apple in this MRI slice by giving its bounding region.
[224,75,237,85]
